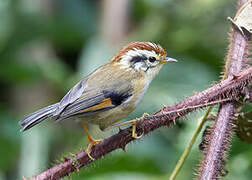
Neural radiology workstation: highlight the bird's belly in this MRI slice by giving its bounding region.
[82,103,136,131]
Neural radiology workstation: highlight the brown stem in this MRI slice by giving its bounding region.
[197,0,251,179]
[31,67,252,180]
[198,103,236,179]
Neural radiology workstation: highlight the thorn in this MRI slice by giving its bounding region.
[172,119,176,125]
[207,114,217,121]
[166,121,170,128]
[118,127,123,133]
[120,144,126,152]
[63,156,69,162]
[162,104,167,108]
[239,112,245,118]
[241,87,250,101]
[231,73,240,80]
[198,142,205,152]
[234,113,240,117]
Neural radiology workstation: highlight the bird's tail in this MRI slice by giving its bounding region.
[19,103,59,131]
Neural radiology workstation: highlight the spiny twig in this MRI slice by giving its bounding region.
[32,67,252,180]
[197,0,251,178]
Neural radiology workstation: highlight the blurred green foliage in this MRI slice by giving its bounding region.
[0,0,251,180]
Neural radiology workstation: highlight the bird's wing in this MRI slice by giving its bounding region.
[54,80,87,116]
[56,82,133,122]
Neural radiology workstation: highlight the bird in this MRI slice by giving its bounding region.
[19,42,177,160]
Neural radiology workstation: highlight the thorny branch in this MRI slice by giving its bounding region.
[197,0,251,179]
[32,67,252,180]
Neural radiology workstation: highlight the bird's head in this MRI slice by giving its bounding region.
[111,42,177,80]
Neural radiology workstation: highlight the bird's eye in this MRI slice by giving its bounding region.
[149,56,156,63]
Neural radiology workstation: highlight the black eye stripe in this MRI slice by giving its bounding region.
[130,55,147,63]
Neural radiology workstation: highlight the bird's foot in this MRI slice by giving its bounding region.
[86,138,103,161]
[110,113,149,139]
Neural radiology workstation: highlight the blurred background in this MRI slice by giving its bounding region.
[0,0,251,179]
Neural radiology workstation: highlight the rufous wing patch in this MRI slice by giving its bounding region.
[78,98,112,113]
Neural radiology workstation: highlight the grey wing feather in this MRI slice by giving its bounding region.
[56,82,133,122]
[19,79,87,131]
[54,79,86,116]
[56,91,115,121]
[19,103,59,131]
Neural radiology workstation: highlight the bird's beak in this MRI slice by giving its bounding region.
[161,56,178,64]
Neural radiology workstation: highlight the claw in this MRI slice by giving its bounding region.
[131,120,143,139]
[142,113,150,118]
[86,139,103,160]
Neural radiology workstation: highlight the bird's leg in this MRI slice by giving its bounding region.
[81,121,103,160]
[110,113,149,139]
